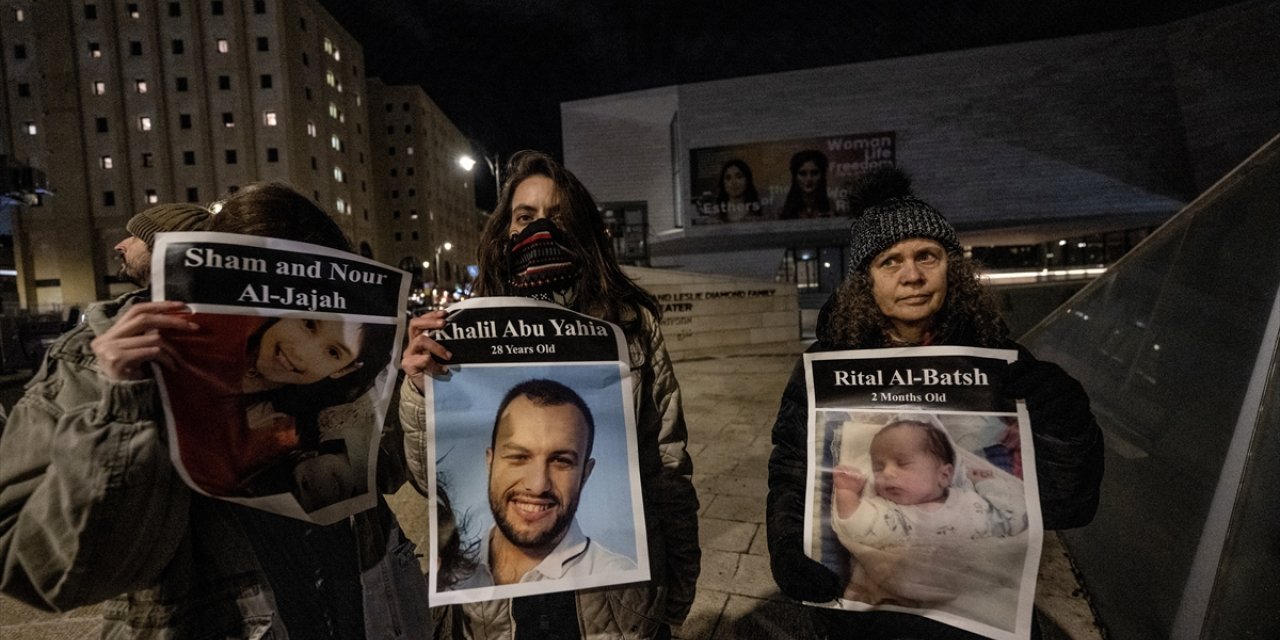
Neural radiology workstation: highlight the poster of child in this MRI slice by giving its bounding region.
[812,410,1035,635]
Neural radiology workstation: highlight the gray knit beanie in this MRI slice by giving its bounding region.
[846,167,960,273]
[126,203,212,248]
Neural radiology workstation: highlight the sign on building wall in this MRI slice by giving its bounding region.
[688,132,895,225]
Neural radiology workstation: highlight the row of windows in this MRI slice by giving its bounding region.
[95,147,275,169]
[82,1,269,20]
[79,110,279,132]
[87,73,274,94]
[75,36,264,59]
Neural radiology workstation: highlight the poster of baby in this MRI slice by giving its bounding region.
[803,346,1044,640]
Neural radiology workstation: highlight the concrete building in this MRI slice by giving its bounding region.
[0,0,478,312]
[366,78,482,296]
[561,1,1278,308]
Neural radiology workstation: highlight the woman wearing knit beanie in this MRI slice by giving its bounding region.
[766,167,1105,639]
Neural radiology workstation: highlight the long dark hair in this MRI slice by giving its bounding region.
[243,318,397,449]
[474,150,660,332]
[711,157,757,202]
[821,253,1009,349]
[209,181,352,251]
[780,149,831,219]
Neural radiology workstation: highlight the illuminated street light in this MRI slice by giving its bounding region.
[458,149,501,203]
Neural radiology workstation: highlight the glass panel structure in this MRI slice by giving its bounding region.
[1021,136,1280,639]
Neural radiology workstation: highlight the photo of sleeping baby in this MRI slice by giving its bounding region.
[810,410,1038,634]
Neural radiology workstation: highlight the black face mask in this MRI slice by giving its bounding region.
[506,218,580,302]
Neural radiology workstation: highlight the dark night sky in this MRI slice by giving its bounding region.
[318,0,1243,194]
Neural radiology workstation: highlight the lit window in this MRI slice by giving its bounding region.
[325,70,335,86]
[323,38,333,54]
[333,167,344,182]
[222,112,234,127]
[127,4,140,19]
[89,42,102,58]
[145,189,159,204]
[15,8,25,21]
[328,102,338,118]
[406,146,414,156]
[335,82,342,93]
[138,116,153,131]
[330,134,341,150]
[335,198,347,214]
[135,79,148,94]
[216,39,229,53]
[22,122,37,135]
[355,93,361,106]
[306,121,317,137]
[333,48,341,61]
[100,156,113,169]
[263,111,277,126]
[92,81,106,95]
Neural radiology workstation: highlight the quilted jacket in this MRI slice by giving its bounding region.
[401,306,700,639]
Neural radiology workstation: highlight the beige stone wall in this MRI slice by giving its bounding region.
[625,267,800,360]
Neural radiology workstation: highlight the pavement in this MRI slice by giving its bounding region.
[0,341,1103,638]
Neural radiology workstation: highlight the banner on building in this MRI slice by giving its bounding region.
[803,346,1042,640]
[421,297,649,605]
[688,131,895,224]
[152,231,409,525]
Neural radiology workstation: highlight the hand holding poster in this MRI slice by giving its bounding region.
[413,297,649,605]
[151,232,409,525]
[804,346,1042,640]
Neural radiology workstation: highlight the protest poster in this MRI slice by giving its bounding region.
[418,297,649,605]
[803,346,1042,640]
[151,231,409,525]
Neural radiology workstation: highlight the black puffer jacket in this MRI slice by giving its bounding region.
[766,328,1104,638]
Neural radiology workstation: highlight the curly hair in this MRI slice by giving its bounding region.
[822,252,1008,348]
[473,150,659,333]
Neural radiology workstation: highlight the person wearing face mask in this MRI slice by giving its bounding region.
[767,167,1103,639]
[400,150,700,640]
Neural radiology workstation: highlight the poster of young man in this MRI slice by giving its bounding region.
[803,346,1043,640]
[150,231,409,525]
[417,297,649,605]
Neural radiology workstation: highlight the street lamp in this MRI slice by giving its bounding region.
[433,241,453,288]
[458,150,501,203]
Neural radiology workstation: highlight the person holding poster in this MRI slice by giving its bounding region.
[779,149,832,219]
[401,150,699,639]
[0,185,430,638]
[766,167,1103,638]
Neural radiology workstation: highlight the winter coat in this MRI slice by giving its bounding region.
[401,306,700,639]
[0,291,431,638]
[767,326,1104,639]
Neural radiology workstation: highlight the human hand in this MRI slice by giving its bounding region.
[90,301,199,381]
[832,465,866,519]
[401,310,453,393]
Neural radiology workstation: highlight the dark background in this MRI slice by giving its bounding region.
[319,0,1244,166]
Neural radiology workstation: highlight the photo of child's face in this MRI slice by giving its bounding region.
[256,318,363,385]
[869,423,954,506]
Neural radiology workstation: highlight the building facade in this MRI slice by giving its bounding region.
[367,78,482,297]
[560,0,1278,307]
[1,0,478,311]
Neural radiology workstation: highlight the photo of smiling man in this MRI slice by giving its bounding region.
[451,379,637,589]
[426,361,648,603]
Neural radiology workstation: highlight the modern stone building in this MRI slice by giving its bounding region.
[367,78,483,295]
[561,0,1278,307]
[0,0,478,311]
